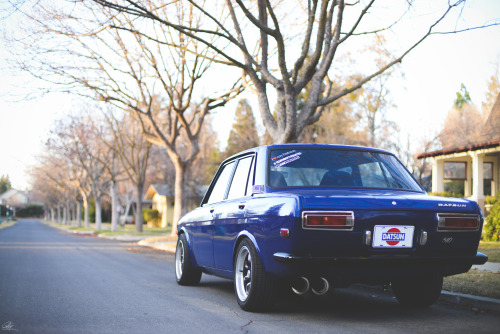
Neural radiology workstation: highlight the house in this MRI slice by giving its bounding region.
[144,184,209,227]
[0,188,29,206]
[417,93,500,211]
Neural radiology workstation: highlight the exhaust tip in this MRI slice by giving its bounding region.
[311,277,330,296]
[291,277,310,295]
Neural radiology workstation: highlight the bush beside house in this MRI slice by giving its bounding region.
[143,209,161,227]
[484,196,500,241]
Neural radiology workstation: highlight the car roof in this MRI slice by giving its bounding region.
[223,144,394,162]
[265,143,392,154]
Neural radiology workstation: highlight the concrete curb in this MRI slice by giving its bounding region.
[98,234,147,242]
[440,290,500,314]
[138,240,176,253]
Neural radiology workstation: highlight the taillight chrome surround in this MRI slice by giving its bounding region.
[302,211,354,231]
[436,213,480,232]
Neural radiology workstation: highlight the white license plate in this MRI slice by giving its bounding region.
[372,225,414,248]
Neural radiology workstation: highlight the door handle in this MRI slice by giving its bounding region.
[238,204,246,210]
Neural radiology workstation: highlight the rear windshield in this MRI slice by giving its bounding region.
[268,149,423,192]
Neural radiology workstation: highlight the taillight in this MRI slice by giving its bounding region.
[436,213,480,232]
[302,211,354,231]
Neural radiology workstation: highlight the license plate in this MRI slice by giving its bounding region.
[372,225,414,248]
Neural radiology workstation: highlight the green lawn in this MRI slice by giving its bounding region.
[479,241,500,262]
[444,269,500,299]
[46,221,172,236]
[442,241,500,298]
[0,220,17,230]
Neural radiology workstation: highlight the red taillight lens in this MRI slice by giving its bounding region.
[437,214,480,231]
[303,211,354,230]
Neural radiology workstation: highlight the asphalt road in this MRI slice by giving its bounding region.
[1,220,499,334]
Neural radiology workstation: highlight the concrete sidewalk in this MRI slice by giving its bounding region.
[472,262,500,273]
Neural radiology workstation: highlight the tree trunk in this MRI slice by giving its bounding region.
[171,159,186,236]
[77,200,82,228]
[83,195,90,228]
[135,182,144,232]
[63,205,68,225]
[51,208,55,222]
[57,206,61,224]
[95,196,102,230]
[110,181,119,232]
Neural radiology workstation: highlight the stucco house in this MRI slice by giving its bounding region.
[144,184,209,227]
[0,188,30,206]
[417,93,500,211]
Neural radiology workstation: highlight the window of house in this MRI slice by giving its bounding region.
[484,162,493,196]
[444,162,466,196]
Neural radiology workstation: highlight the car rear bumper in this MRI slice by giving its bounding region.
[273,251,488,265]
[271,251,488,281]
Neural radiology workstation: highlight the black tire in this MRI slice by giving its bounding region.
[234,239,275,312]
[175,233,202,286]
[392,275,443,308]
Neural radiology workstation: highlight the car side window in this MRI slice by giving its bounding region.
[227,156,254,200]
[206,161,235,204]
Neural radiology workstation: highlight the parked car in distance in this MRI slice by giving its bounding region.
[175,144,487,311]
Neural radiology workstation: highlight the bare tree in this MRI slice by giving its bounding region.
[89,0,498,144]
[102,109,151,232]
[440,103,487,149]
[60,114,114,230]
[30,153,76,225]
[69,169,93,228]
[10,1,241,232]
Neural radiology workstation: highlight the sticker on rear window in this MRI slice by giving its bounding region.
[273,151,302,168]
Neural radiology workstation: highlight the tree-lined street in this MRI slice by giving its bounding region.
[1,220,499,334]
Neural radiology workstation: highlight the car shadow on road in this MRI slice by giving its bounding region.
[196,277,445,321]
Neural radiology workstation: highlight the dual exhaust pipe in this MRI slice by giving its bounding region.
[291,276,330,296]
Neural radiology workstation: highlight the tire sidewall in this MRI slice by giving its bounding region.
[175,233,201,285]
[234,238,274,311]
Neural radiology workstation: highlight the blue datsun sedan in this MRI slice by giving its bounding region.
[175,144,487,311]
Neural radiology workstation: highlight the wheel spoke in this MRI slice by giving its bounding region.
[235,246,252,302]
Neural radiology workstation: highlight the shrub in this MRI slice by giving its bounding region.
[15,204,44,218]
[143,209,160,227]
[484,198,500,241]
[485,195,498,205]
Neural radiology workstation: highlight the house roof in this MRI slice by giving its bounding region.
[144,184,173,200]
[418,93,500,159]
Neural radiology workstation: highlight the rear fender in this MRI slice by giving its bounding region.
[233,231,263,270]
[179,227,200,268]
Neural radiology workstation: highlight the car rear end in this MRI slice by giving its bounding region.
[266,146,487,286]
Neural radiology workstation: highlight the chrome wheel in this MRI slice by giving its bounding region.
[175,239,184,280]
[235,245,252,302]
[175,233,201,285]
